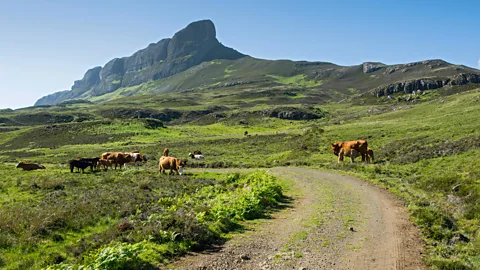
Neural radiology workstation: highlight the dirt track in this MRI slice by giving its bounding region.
[169,167,427,270]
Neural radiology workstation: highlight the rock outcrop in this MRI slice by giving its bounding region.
[373,73,480,97]
[259,107,324,120]
[362,62,385,73]
[35,20,245,106]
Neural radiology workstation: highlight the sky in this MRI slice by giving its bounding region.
[0,0,479,109]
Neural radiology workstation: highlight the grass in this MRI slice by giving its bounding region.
[267,74,323,88]
[0,167,283,269]
[1,82,480,268]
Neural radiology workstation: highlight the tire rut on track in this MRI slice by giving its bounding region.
[168,167,427,270]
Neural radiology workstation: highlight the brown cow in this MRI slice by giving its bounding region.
[97,159,113,170]
[158,156,187,175]
[331,140,369,163]
[163,148,169,157]
[16,162,46,171]
[343,147,374,163]
[101,152,131,170]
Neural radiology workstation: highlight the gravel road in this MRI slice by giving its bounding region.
[169,167,427,270]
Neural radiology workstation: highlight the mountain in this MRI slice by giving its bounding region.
[35,20,245,106]
[35,20,480,106]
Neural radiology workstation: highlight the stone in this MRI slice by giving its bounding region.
[362,62,385,73]
[240,254,250,260]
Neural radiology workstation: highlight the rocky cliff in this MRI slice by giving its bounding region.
[35,20,245,105]
[372,73,480,97]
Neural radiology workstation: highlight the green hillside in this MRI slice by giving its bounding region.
[1,81,480,268]
[43,56,480,105]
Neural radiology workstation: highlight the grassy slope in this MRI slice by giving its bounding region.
[53,56,479,105]
[1,86,480,268]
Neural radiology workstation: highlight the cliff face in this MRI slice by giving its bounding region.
[35,20,245,105]
[373,73,480,97]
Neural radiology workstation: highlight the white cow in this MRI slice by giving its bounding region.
[123,152,148,169]
[189,153,205,159]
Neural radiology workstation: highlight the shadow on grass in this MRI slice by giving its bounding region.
[188,194,294,256]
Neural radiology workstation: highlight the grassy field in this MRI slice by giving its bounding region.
[0,167,283,269]
[1,85,480,269]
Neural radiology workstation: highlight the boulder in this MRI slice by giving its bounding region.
[362,62,385,73]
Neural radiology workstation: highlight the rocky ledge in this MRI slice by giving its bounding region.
[373,73,480,97]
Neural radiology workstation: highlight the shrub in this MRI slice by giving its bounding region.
[142,118,164,129]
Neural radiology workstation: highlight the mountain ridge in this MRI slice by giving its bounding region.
[35,20,480,106]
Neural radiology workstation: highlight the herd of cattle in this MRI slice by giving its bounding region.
[15,140,374,173]
[66,149,191,175]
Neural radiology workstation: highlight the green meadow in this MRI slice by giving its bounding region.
[0,86,480,269]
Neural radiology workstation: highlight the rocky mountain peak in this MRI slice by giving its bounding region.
[174,19,216,43]
[35,20,245,106]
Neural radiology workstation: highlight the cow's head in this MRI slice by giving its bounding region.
[177,159,187,175]
[331,142,341,156]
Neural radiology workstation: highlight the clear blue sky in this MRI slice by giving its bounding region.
[1,0,479,109]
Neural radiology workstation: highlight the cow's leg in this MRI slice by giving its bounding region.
[351,149,360,163]
[338,152,344,162]
[361,153,367,163]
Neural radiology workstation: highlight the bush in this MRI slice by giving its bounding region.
[142,118,164,129]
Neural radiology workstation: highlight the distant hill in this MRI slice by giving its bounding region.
[35,20,480,106]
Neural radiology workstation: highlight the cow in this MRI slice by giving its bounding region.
[163,148,169,157]
[69,160,93,173]
[342,147,374,163]
[347,147,375,163]
[331,140,369,163]
[123,152,148,169]
[78,157,100,170]
[189,153,205,159]
[97,159,113,171]
[159,156,187,175]
[101,152,131,170]
[16,162,46,171]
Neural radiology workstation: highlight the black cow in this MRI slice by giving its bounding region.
[78,157,100,169]
[69,160,94,173]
